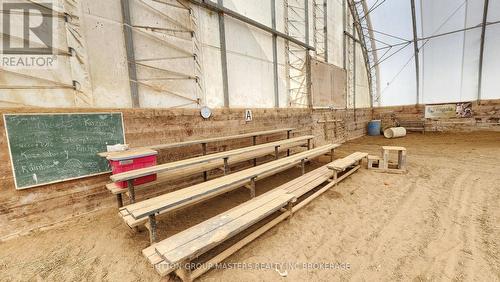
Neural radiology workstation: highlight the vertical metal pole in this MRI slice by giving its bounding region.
[477,0,489,103]
[275,146,279,160]
[323,0,328,62]
[218,0,230,107]
[342,0,346,70]
[305,0,309,45]
[353,22,356,111]
[272,0,279,107]
[305,0,312,108]
[410,0,420,105]
[120,0,140,107]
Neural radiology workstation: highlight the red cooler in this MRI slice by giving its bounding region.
[107,149,158,188]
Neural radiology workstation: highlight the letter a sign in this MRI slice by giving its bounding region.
[244,109,253,122]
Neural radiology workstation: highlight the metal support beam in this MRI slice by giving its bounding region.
[271,0,279,107]
[120,0,140,108]
[188,0,315,51]
[217,0,230,107]
[323,0,328,62]
[342,0,346,70]
[478,0,489,103]
[410,0,420,105]
[305,0,309,45]
[353,22,356,111]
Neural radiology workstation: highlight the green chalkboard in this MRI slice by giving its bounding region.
[4,113,125,189]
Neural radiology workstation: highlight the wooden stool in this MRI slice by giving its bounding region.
[381,146,407,173]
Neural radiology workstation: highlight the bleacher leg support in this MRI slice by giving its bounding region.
[148,214,158,244]
[286,201,293,220]
[202,143,208,181]
[274,146,279,160]
[307,139,311,150]
[250,177,256,198]
[301,159,305,175]
[330,148,335,162]
[252,136,257,166]
[287,130,291,156]
[128,180,136,204]
[223,157,229,175]
[116,194,124,208]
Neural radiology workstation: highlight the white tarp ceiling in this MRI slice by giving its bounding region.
[366,0,500,106]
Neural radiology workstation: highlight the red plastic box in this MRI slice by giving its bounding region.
[108,149,158,188]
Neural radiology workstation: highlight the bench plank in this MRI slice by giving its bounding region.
[327,152,368,171]
[99,128,294,157]
[110,135,314,182]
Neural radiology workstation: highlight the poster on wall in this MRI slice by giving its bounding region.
[425,103,473,119]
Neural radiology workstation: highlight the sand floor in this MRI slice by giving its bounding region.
[0,132,499,281]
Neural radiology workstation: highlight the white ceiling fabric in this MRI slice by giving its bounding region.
[366,0,500,106]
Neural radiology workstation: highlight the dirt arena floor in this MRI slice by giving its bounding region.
[0,132,499,281]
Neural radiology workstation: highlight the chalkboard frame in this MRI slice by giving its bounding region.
[3,112,126,190]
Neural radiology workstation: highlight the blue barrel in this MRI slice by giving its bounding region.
[367,120,381,136]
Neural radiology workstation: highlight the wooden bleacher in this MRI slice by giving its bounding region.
[107,135,314,207]
[141,152,365,281]
[99,128,295,158]
[118,144,339,242]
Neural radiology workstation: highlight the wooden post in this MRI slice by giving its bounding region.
[301,159,305,175]
[116,194,124,208]
[127,180,136,204]
[252,135,257,166]
[307,139,311,150]
[274,146,279,160]
[249,177,256,198]
[223,157,229,175]
[148,214,157,244]
[382,148,389,170]
[287,130,291,156]
[202,143,208,181]
[330,148,335,162]
[398,150,407,170]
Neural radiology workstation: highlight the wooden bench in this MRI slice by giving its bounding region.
[142,153,365,281]
[142,188,295,280]
[397,119,425,133]
[108,135,314,206]
[327,152,368,181]
[99,128,295,158]
[119,144,339,242]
